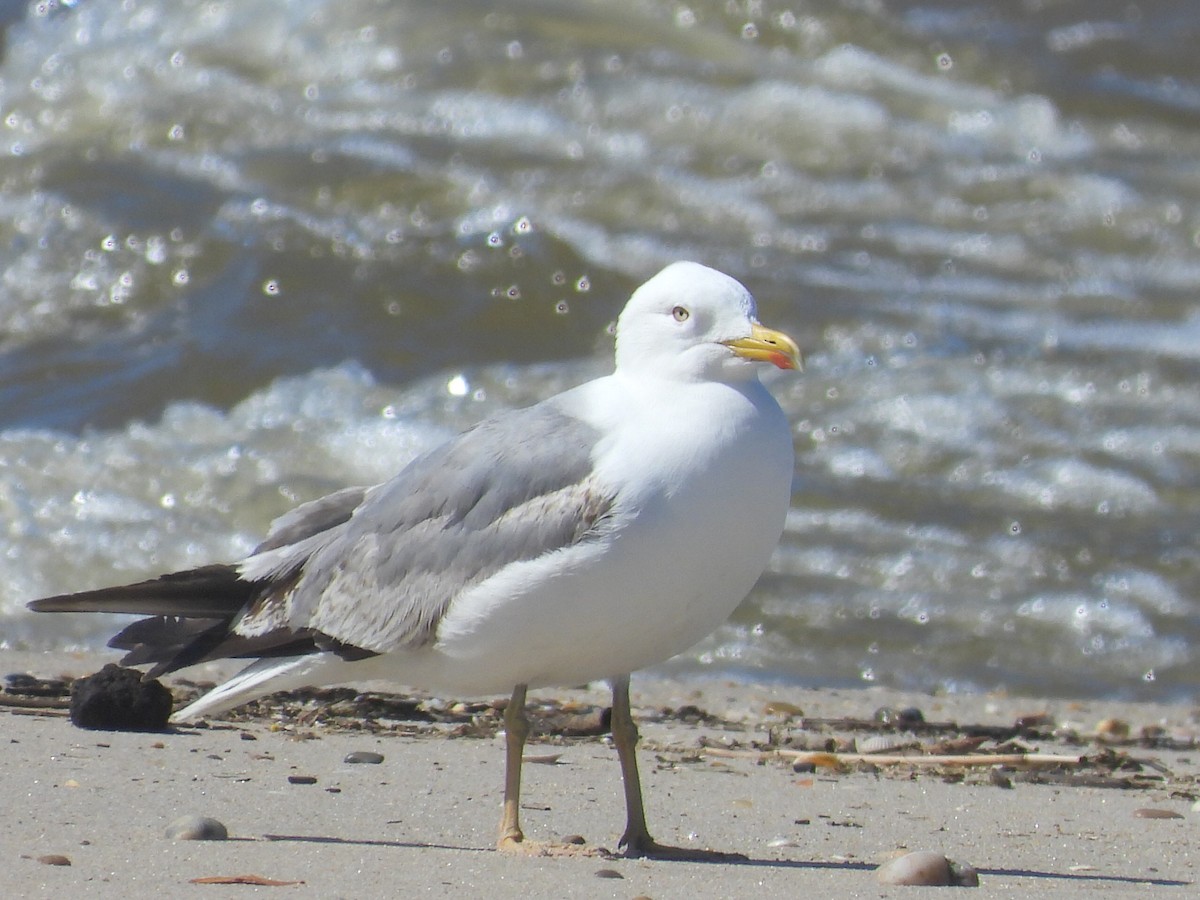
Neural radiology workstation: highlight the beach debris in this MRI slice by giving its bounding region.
[876,850,979,887]
[5,672,72,699]
[287,774,318,785]
[343,750,384,764]
[189,874,304,886]
[551,707,611,736]
[594,868,624,879]
[1133,808,1184,820]
[764,700,805,717]
[1014,712,1055,730]
[166,815,229,841]
[560,834,587,845]
[874,706,925,728]
[1095,718,1131,742]
[68,664,172,731]
[856,735,919,754]
[35,854,72,866]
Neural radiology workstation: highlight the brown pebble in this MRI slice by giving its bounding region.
[877,850,978,887]
[37,854,71,866]
[288,775,318,785]
[1134,808,1184,820]
[240,731,258,741]
[560,834,586,845]
[594,868,623,879]
[555,708,611,736]
[1095,718,1131,741]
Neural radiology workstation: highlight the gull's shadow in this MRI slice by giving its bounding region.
[260,835,1190,886]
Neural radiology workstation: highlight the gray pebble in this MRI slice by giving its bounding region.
[876,850,978,887]
[165,815,228,841]
[344,750,385,765]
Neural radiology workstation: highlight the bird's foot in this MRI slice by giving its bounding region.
[620,833,748,862]
[497,834,612,858]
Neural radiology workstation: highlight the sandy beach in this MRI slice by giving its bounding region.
[2,649,1197,898]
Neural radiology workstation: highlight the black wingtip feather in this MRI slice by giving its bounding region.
[28,565,255,618]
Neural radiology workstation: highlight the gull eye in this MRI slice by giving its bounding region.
[671,305,689,322]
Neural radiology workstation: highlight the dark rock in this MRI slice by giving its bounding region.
[343,750,385,764]
[69,664,172,731]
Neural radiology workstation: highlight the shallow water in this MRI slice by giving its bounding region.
[1,0,1197,701]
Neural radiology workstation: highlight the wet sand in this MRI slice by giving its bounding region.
[3,650,1197,898]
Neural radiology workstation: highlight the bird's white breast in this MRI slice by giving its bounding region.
[412,372,794,695]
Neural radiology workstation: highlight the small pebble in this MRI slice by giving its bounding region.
[165,815,228,841]
[989,768,1013,789]
[594,868,624,879]
[1014,711,1054,730]
[288,775,318,785]
[560,834,587,845]
[876,850,978,887]
[1134,808,1183,820]
[37,854,71,866]
[344,751,385,765]
[1095,718,1131,741]
[874,706,925,728]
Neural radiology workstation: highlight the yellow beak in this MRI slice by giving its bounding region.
[724,322,803,371]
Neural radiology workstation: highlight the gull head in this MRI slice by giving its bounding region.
[614,262,802,382]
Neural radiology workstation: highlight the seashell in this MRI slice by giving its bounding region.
[856,735,917,754]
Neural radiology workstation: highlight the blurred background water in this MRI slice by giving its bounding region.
[0,0,1197,702]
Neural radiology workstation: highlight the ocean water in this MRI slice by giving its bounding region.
[1,0,1197,701]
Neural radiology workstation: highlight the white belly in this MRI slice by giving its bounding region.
[397,374,794,695]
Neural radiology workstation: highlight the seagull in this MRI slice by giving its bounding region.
[29,261,801,859]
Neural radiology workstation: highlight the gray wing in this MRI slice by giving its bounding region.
[233,400,616,654]
[254,485,370,554]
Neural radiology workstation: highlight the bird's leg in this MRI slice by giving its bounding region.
[497,683,530,851]
[496,683,605,857]
[612,675,747,862]
[611,674,653,853]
